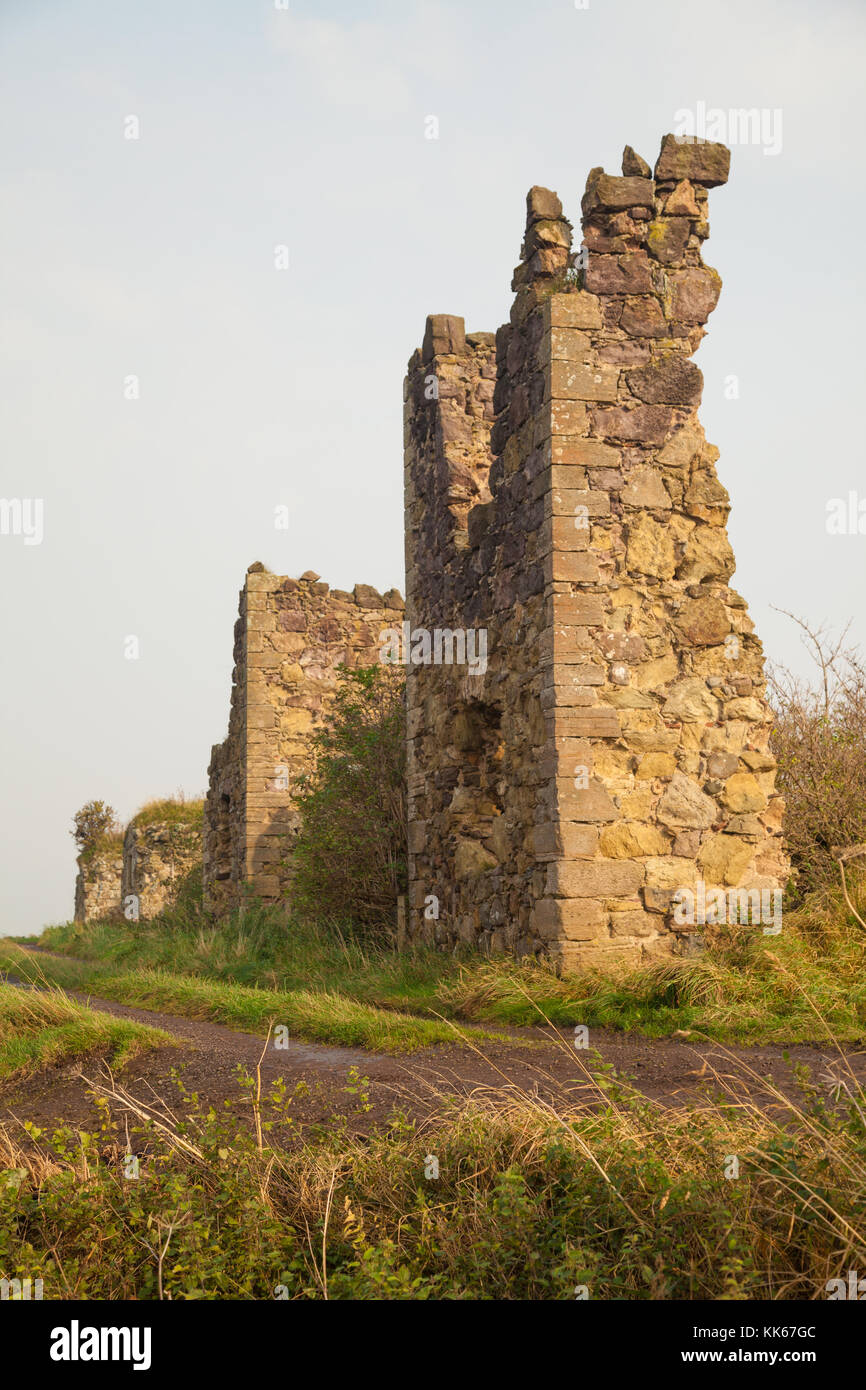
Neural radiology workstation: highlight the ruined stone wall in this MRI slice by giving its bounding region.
[121,813,203,920]
[74,841,123,923]
[204,565,404,911]
[404,134,787,969]
[203,595,249,915]
[404,315,556,957]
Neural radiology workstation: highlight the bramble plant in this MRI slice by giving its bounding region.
[291,665,407,941]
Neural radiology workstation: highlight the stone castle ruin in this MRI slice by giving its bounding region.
[74,836,124,923]
[74,803,203,923]
[202,566,404,912]
[402,134,786,968]
[78,135,787,972]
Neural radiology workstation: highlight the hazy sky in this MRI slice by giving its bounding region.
[1,0,864,934]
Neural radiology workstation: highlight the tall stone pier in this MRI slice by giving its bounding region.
[403,135,787,970]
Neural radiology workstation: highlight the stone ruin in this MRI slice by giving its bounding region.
[202,566,404,911]
[198,134,787,970]
[74,804,203,923]
[120,812,203,919]
[74,837,124,923]
[401,134,787,969]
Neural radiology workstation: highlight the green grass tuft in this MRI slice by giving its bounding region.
[129,797,204,828]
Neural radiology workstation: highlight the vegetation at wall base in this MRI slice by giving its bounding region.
[15,866,866,1048]
[769,616,866,899]
[290,664,407,942]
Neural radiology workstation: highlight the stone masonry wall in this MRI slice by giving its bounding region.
[203,590,249,915]
[74,842,124,923]
[204,565,404,911]
[404,134,787,970]
[121,816,203,921]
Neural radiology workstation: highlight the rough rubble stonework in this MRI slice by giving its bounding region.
[73,807,203,923]
[121,816,203,920]
[403,134,787,969]
[203,566,404,911]
[74,842,124,923]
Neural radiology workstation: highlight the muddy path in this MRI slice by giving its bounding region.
[3,967,865,1139]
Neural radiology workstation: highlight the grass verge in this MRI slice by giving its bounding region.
[0,982,172,1083]
[20,868,866,1046]
[0,946,513,1054]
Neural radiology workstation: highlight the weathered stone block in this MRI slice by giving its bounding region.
[583,174,654,211]
[620,467,671,509]
[626,513,677,578]
[550,360,619,402]
[646,217,690,264]
[675,597,730,646]
[530,896,604,941]
[548,293,603,330]
[622,146,651,178]
[626,357,703,406]
[620,296,668,338]
[722,772,766,813]
[550,438,620,468]
[554,595,605,627]
[599,823,670,858]
[550,400,589,436]
[549,516,591,550]
[556,779,618,822]
[698,833,753,886]
[550,327,592,361]
[591,404,673,444]
[548,859,645,897]
[661,678,720,723]
[454,838,498,878]
[545,488,610,519]
[548,549,601,583]
[666,267,722,324]
[656,772,717,829]
[422,314,466,361]
[654,134,731,188]
[584,253,653,296]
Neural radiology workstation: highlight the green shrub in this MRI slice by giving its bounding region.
[769,615,866,897]
[71,801,121,858]
[291,665,406,941]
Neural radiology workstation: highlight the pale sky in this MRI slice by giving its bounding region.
[1,0,864,933]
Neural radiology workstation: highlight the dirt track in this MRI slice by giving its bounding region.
[3,978,866,1139]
